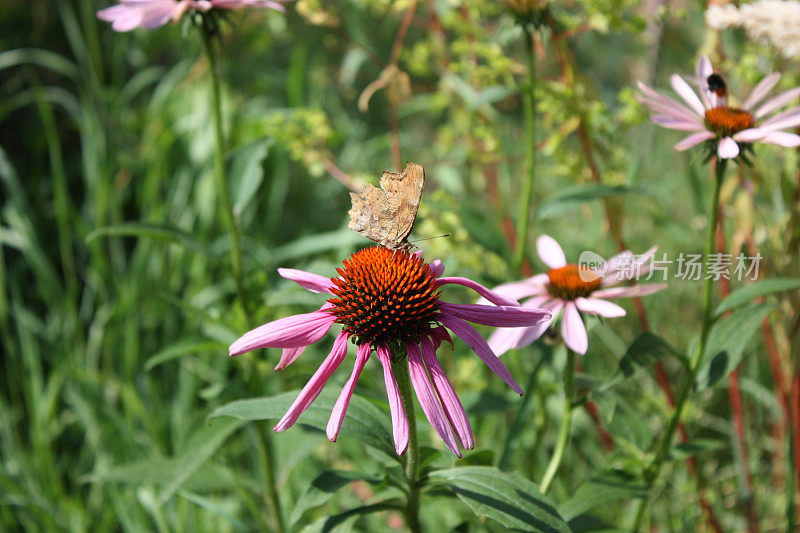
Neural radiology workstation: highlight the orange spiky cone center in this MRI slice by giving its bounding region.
[704,106,754,137]
[328,247,441,345]
[546,265,602,300]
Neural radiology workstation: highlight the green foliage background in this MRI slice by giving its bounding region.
[1,0,799,531]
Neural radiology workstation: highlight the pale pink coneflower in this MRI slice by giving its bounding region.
[97,0,287,32]
[637,55,800,160]
[485,235,667,356]
[228,246,551,457]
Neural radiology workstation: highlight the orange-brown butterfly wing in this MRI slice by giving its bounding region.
[348,162,425,249]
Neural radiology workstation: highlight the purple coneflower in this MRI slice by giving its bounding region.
[637,55,800,159]
[486,235,666,355]
[229,246,550,457]
[229,247,551,456]
[97,0,287,32]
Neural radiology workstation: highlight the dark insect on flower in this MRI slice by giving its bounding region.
[707,73,727,98]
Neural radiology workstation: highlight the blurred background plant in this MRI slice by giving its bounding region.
[1,0,799,531]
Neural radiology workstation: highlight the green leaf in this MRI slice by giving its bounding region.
[176,490,249,532]
[157,417,245,504]
[429,466,570,532]
[85,223,211,255]
[560,471,647,521]
[695,303,776,390]
[301,503,398,533]
[290,470,384,526]
[232,140,271,214]
[144,337,225,371]
[715,278,800,316]
[602,332,677,390]
[208,390,396,459]
[459,204,511,260]
[534,185,645,221]
[668,439,725,461]
[84,418,247,500]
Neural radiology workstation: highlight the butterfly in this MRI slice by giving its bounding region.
[348,161,425,251]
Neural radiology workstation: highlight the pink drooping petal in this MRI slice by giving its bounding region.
[536,234,567,269]
[717,137,740,159]
[758,107,800,131]
[278,268,335,293]
[229,310,336,356]
[575,297,626,318]
[650,115,706,131]
[637,95,703,123]
[439,315,523,394]
[428,259,445,277]
[407,342,460,456]
[603,245,659,286]
[732,128,768,143]
[743,72,781,111]
[605,250,634,275]
[486,296,552,355]
[696,55,716,109]
[475,274,548,306]
[275,346,306,370]
[561,302,588,355]
[761,131,800,147]
[486,327,527,357]
[97,6,145,31]
[211,0,288,11]
[327,342,370,442]
[375,344,409,455]
[273,332,349,432]
[488,296,561,356]
[273,304,333,363]
[435,277,520,306]
[439,303,550,327]
[674,131,715,151]
[429,325,454,349]
[420,336,473,450]
[592,283,667,299]
[140,1,186,28]
[670,74,706,116]
[515,300,563,349]
[754,87,800,119]
[636,82,702,121]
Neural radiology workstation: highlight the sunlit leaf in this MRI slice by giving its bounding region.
[429,466,569,532]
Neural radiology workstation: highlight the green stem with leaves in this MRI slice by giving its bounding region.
[393,353,422,533]
[200,27,249,321]
[540,347,575,494]
[513,23,537,271]
[632,157,727,529]
[200,26,283,533]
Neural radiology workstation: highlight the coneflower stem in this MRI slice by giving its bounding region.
[632,157,727,530]
[200,28,249,321]
[201,28,284,533]
[393,354,422,533]
[513,23,537,272]
[540,347,575,494]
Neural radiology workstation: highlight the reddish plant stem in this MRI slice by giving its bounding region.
[584,400,614,451]
[715,194,759,533]
[792,376,800,519]
[743,220,797,520]
[385,0,418,170]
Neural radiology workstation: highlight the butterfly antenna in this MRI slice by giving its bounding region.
[408,234,451,245]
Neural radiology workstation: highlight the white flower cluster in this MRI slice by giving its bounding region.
[706,1,800,58]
